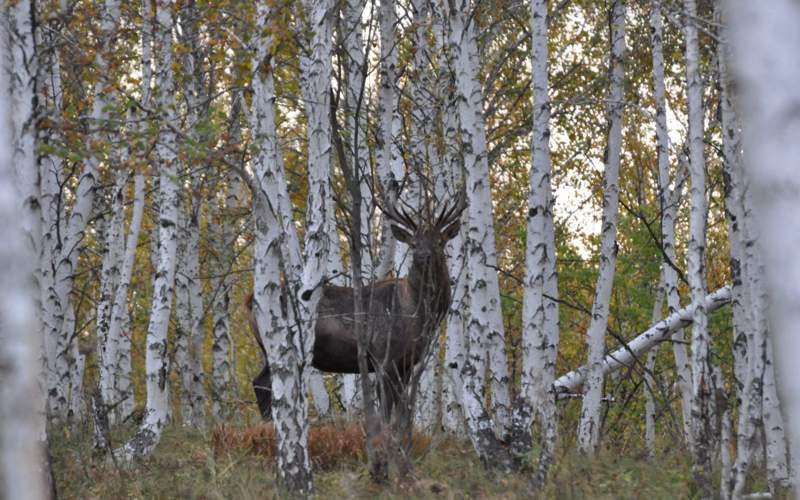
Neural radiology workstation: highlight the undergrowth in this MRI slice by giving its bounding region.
[48,420,775,499]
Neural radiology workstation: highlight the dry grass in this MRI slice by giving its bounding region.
[49,420,785,499]
[211,420,431,470]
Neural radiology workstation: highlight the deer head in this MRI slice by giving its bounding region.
[381,190,467,300]
[383,190,466,259]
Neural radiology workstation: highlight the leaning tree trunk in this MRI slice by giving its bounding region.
[683,0,712,490]
[650,0,693,448]
[554,286,732,393]
[117,0,179,461]
[577,0,625,455]
[49,0,121,422]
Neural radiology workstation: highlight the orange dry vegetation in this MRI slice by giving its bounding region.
[211,421,432,470]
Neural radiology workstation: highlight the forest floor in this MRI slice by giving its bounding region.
[50,419,775,499]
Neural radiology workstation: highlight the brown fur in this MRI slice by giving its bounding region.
[245,194,466,419]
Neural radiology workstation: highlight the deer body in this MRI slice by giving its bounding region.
[247,193,465,420]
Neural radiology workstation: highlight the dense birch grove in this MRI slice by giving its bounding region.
[2,0,800,497]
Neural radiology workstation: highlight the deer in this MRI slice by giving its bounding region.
[245,191,467,421]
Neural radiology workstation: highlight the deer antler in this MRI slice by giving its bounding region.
[382,192,418,231]
[435,189,468,229]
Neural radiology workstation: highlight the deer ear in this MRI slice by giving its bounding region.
[441,221,461,241]
[391,223,413,244]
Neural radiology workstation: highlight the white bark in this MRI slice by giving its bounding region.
[718,8,768,494]
[684,0,712,483]
[0,14,47,499]
[343,0,374,278]
[553,286,731,393]
[210,103,244,419]
[409,0,443,431]
[517,0,560,465]
[110,4,152,422]
[645,275,665,457]
[577,0,625,454]
[651,0,693,447]
[451,0,511,436]
[117,0,179,460]
[37,0,121,422]
[175,198,205,427]
[109,172,145,423]
[723,1,800,491]
[762,335,790,488]
[97,171,126,412]
[249,0,334,491]
[374,0,405,279]
[439,7,467,431]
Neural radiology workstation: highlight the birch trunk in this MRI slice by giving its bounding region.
[762,335,790,488]
[343,0,374,277]
[111,4,153,423]
[683,0,712,488]
[117,0,179,460]
[210,100,244,419]
[645,275,665,457]
[175,199,205,427]
[718,8,768,494]
[554,286,731,393]
[439,4,468,431]
[374,0,406,279]
[729,0,800,490]
[109,172,145,423]
[450,0,511,437]
[515,0,560,474]
[577,0,625,454]
[249,0,334,491]
[0,13,47,498]
[651,0,693,447]
[97,171,126,412]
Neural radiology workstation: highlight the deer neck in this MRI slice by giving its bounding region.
[408,252,451,319]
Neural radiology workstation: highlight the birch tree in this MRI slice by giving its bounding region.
[248,0,335,491]
[644,275,665,457]
[373,0,405,279]
[210,98,245,420]
[515,0,560,477]
[175,198,205,427]
[107,170,145,424]
[718,7,765,494]
[577,0,625,454]
[554,286,732,393]
[729,0,800,489]
[433,0,468,434]
[0,10,47,499]
[450,0,511,437]
[683,0,712,488]
[117,0,179,460]
[651,0,693,447]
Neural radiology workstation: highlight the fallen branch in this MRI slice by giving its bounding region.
[553,285,731,393]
